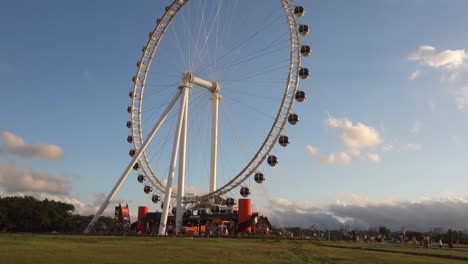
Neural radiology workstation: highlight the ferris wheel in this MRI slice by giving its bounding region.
[85,0,311,235]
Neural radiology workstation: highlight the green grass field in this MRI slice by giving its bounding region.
[1,234,467,264]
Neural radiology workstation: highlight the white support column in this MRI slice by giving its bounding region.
[209,89,220,193]
[158,85,190,236]
[84,90,182,234]
[175,88,189,235]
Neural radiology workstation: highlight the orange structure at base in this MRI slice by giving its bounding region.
[131,198,272,236]
[137,206,149,233]
[238,198,252,233]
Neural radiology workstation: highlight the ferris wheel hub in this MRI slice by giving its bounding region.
[180,72,220,93]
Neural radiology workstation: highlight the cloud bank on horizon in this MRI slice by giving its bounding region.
[263,195,468,232]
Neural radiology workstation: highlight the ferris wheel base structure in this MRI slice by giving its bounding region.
[136,198,264,236]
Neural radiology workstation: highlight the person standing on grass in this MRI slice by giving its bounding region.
[439,239,442,249]
[448,238,454,249]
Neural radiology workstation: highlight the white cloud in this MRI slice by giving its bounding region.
[308,149,376,166]
[455,86,468,110]
[306,117,384,165]
[0,131,64,160]
[333,193,398,207]
[363,153,381,163]
[403,143,423,151]
[381,144,393,153]
[326,117,382,151]
[441,72,461,83]
[409,45,467,70]
[305,145,318,155]
[0,164,71,194]
[408,46,468,110]
[76,192,132,216]
[270,198,294,209]
[305,146,352,166]
[409,70,420,81]
[384,139,423,153]
[410,120,422,135]
[319,152,352,165]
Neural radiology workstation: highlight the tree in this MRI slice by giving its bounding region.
[289,227,303,238]
[378,225,391,240]
[0,196,74,232]
[0,206,7,231]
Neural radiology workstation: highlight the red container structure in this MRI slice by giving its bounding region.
[238,198,252,233]
[114,203,131,224]
[137,206,149,233]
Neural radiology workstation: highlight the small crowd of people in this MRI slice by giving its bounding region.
[349,232,457,250]
[419,236,455,249]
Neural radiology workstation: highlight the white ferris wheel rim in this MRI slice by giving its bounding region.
[128,0,303,202]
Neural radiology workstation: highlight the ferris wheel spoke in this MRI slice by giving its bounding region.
[223,95,275,120]
[188,0,207,72]
[198,10,285,75]
[201,27,290,76]
[195,1,224,77]
[201,0,223,73]
[169,21,189,71]
[209,44,290,75]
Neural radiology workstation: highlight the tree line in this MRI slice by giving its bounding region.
[0,196,112,233]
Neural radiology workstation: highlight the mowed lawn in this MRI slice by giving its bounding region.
[1,234,467,264]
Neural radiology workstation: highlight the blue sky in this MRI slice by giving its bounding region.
[1,0,468,231]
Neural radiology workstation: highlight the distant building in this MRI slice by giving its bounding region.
[252,215,273,235]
